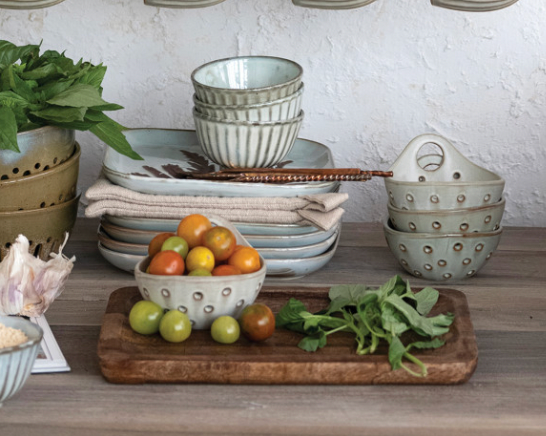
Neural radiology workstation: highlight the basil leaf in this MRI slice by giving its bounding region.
[413,287,440,316]
[298,331,327,352]
[275,298,308,328]
[89,119,143,160]
[328,284,372,305]
[407,338,445,351]
[0,106,19,151]
[0,40,39,66]
[383,294,435,336]
[31,106,86,123]
[46,83,108,107]
[388,336,406,371]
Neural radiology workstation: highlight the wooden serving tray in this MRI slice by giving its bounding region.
[98,286,478,385]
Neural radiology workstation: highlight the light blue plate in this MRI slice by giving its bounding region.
[102,129,339,197]
[98,242,143,274]
[105,215,318,236]
[102,217,338,249]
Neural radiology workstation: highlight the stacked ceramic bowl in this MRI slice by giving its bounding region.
[383,134,505,281]
[191,56,305,169]
[0,127,80,261]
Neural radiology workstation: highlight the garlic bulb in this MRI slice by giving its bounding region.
[0,234,75,317]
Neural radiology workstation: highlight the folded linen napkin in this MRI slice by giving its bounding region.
[85,177,348,231]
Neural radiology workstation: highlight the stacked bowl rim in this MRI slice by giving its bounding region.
[191,55,303,106]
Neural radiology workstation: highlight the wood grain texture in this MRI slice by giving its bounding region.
[2,219,545,436]
[97,286,477,385]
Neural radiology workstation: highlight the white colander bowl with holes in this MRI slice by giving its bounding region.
[388,197,505,234]
[383,219,503,281]
[384,134,505,210]
[133,216,266,329]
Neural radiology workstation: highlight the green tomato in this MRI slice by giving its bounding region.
[188,268,213,277]
[159,310,192,343]
[129,300,164,335]
[161,236,189,259]
[210,316,240,344]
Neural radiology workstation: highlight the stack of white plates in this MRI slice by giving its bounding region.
[97,128,342,279]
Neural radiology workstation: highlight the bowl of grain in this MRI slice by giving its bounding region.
[0,315,43,405]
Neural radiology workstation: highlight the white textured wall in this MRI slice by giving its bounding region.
[2,0,545,226]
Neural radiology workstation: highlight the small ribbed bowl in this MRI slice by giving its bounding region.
[191,56,303,106]
[144,0,225,7]
[193,83,304,122]
[193,108,303,168]
[0,143,80,212]
[430,0,519,12]
[0,0,65,9]
[383,220,502,281]
[388,197,505,234]
[133,216,267,329]
[0,316,43,406]
[293,0,377,9]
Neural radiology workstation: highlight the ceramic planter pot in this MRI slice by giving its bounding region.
[0,143,80,212]
[430,0,518,12]
[292,0,377,9]
[0,194,80,261]
[0,126,75,182]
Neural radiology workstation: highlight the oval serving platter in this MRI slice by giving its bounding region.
[102,129,339,198]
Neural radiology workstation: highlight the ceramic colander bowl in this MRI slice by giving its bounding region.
[0,315,43,406]
[0,143,80,212]
[383,219,503,281]
[388,197,505,234]
[384,134,505,211]
[134,216,267,329]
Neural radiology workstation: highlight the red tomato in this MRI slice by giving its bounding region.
[212,264,241,276]
[238,303,275,342]
[228,246,261,274]
[202,226,236,261]
[177,214,212,249]
[148,232,175,257]
[148,250,185,276]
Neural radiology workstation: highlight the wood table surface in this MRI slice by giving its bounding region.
[2,218,545,436]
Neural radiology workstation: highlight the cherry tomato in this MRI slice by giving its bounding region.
[148,250,185,275]
[228,246,261,274]
[161,236,189,259]
[238,303,275,342]
[212,264,241,276]
[148,232,175,257]
[185,246,215,272]
[129,300,164,335]
[202,226,236,261]
[177,214,212,249]
[188,268,212,276]
[210,316,240,344]
[159,310,192,343]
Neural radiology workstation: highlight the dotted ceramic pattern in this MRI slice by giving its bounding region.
[383,220,503,281]
[387,197,505,234]
[133,215,267,329]
[385,134,505,211]
[193,109,303,169]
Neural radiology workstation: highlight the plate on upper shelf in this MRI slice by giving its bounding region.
[102,129,339,198]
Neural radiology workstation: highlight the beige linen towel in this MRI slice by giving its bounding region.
[85,177,348,231]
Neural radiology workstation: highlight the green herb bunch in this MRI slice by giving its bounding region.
[0,40,141,159]
[276,275,454,377]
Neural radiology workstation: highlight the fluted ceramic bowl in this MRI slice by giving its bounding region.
[133,216,267,329]
[383,219,502,281]
[193,108,303,168]
[293,0,377,9]
[193,83,304,122]
[388,197,505,234]
[0,316,43,406]
[191,56,303,106]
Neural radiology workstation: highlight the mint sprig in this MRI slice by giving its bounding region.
[0,40,142,160]
[276,275,455,377]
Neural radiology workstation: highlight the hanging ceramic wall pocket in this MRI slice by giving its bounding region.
[292,0,377,9]
[431,0,519,12]
[0,0,64,9]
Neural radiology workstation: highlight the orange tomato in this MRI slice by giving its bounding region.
[227,246,261,274]
[148,232,175,257]
[212,264,242,276]
[202,226,236,261]
[148,250,185,276]
[176,214,212,249]
[185,246,215,273]
[238,303,275,342]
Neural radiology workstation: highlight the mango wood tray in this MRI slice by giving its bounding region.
[97,286,478,385]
